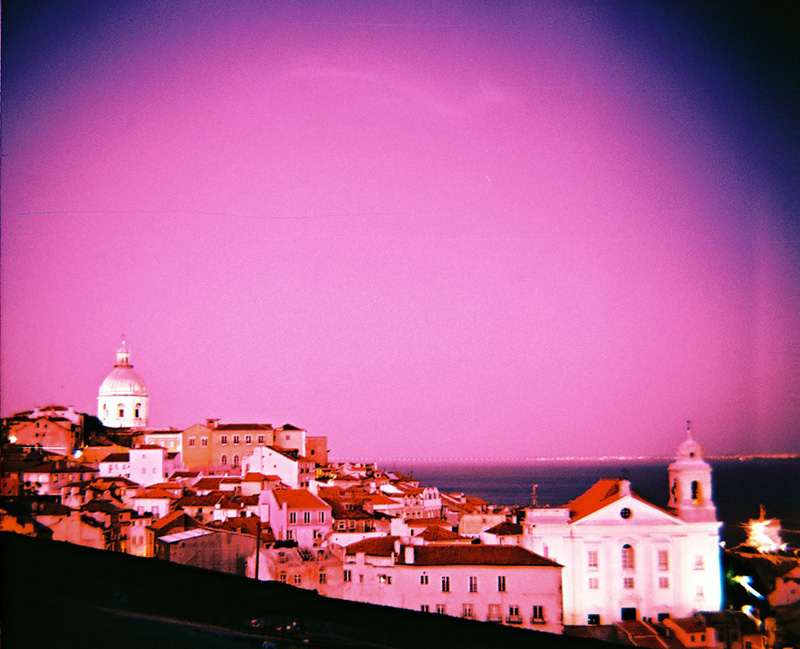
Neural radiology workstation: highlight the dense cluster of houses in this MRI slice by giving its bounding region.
[0,347,786,646]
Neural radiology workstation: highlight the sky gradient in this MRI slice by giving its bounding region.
[2,1,798,459]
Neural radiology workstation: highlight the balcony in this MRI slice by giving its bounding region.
[531,617,546,625]
[505,615,523,625]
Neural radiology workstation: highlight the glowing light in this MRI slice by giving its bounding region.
[73,449,83,459]
[9,435,17,444]
[733,575,765,600]
[746,515,787,553]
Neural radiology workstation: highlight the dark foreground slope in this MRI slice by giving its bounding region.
[0,532,619,649]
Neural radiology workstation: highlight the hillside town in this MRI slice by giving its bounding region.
[1,344,797,647]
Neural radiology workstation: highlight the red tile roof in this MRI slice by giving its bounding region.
[567,479,668,522]
[272,489,330,510]
[215,423,272,431]
[400,545,561,567]
[345,536,401,557]
[484,522,523,536]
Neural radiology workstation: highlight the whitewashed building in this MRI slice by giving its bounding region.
[259,488,332,548]
[243,446,315,489]
[519,428,723,626]
[343,538,564,634]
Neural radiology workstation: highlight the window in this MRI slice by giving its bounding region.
[658,549,669,571]
[220,435,228,445]
[441,576,450,592]
[135,405,141,418]
[188,437,196,447]
[221,455,227,465]
[507,605,521,623]
[659,577,669,589]
[623,577,635,589]
[279,572,287,583]
[532,605,545,623]
[289,512,297,524]
[233,455,240,468]
[245,435,252,445]
[303,511,311,524]
[488,604,501,621]
[286,530,294,540]
[318,511,325,523]
[233,435,240,445]
[469,576,478,593]
[622,544,635,570]
[118,406,125,418]
[436,604,446,615]
[294,574,301,585]
[420,605,430,613]
[588,550,599,570]
[589,578,599,590]
[344,570,352,583]
[319,572,327,584]
[257,434,265,444]
[201,437,208,447]
[462,604,474,619]
[694,555,704,570]
[691,480,701,503]
[588,614,601,625]
[379,574,392,585]
[420,574,429,585]
[497,575,506,592]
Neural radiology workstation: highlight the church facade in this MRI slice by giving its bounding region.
[97,343,149,429]
[519,428,723,626]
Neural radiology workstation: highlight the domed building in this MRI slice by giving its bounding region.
[97,343,149,429]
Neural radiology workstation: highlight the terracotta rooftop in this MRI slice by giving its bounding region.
[567,479,668,522]
[100,452,130,463]
[272,489,330,510]
[484,522,523,536]
[399,545,562,568]
[215,423,273,431]
[345,536,401,557]
[417,526,465,542]
[668,616,707,634]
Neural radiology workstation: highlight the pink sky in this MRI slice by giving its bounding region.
[2,1,798,459]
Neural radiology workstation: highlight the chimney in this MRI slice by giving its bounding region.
[404,545,414,564]
[393,539,401,555]
[207,419,219,429]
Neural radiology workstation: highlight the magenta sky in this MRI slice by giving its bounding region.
[2,1,798,459]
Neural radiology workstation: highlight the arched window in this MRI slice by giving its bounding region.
[102,404,108,415]
[117,404,125,418]
[135,403,141,418]
[233,455,240,468]
[622,544,635,570]
[221,455,228,466]
[691,480,701,503]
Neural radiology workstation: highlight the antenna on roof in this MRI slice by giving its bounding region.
[686,419,693,439]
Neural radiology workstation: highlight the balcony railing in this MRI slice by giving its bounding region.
[505,615,523,625]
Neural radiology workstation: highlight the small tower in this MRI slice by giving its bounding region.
[667,421,717,522]
[97,341,149,429]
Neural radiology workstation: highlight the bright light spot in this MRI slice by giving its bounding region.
[73,450,83,459]
[9,435,17,443]
[747,518,787,553]
[733,575,765,600]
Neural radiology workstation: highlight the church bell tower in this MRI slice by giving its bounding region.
[667,421,717,523]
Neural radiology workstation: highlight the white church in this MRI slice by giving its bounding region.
[97,342,149,429]
[519,426,723,626]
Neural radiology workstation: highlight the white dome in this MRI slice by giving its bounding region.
[98,343,150,429]
[99,366,148,397]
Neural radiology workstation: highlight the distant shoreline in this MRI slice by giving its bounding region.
[336,454,800,465]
